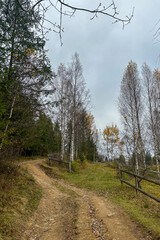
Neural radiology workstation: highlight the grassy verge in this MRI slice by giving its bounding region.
[0,160,42,240]
[41,162,160,239]
[15,155,46,162]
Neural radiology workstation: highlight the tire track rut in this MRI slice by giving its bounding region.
[21,160,153,240]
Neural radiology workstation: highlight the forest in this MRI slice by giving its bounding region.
[0,0,99,166]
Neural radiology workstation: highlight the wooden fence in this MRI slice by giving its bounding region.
[48,153,71,172]
[139,167,160,178]
[119,168,160,203]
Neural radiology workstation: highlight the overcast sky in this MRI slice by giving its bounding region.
[45,0,160,131]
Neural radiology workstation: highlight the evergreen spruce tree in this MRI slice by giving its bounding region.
[0,0,53,155]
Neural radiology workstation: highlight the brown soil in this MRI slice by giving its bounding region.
[21,160,153,240]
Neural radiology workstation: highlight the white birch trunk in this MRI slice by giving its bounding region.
[135,151,139,174]
[154,145,160,179]
[60,78,65,162]
[75,127,78,160]
[70,66,77,163]
[156,156,160,179]
[157,80,160,178]
[149,88,159,178]
[60,106,65,162]
[60,130,65,162]
[142,149,146,170]
[70,118,75,162]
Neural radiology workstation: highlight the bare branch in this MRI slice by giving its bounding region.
[59,1,63,45]
[15,0,134,43]
[16,0,134,25]
[57,0,134,25]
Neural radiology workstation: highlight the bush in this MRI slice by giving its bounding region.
[71,159,81,172]
[71,157,88,172]
[82,157,88,169]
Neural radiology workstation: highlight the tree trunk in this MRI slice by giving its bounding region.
[0,96,16,152]
[70,118,75,162]
[135,151,139,175]
[60,132,65,162]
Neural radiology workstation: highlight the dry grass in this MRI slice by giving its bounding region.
[0,160,42,240]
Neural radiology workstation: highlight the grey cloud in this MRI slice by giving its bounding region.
[46,0,160,130]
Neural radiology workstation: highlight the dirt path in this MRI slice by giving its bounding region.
[22,160,152,240]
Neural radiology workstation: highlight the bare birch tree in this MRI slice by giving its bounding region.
[142,66,160,177]
[69,53,90,162]
[56,64,66,161]
[119,61,145,172]
[55,53,90,165]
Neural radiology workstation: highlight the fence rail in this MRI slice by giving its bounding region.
[119,168,160,203]
[48,153,71,172]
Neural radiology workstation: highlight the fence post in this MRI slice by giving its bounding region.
[120,167,123,184]
[135,168,138,194]
[135,175,138,194]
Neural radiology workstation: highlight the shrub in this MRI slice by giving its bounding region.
[71,159,81,172]
[82,156,88,169]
